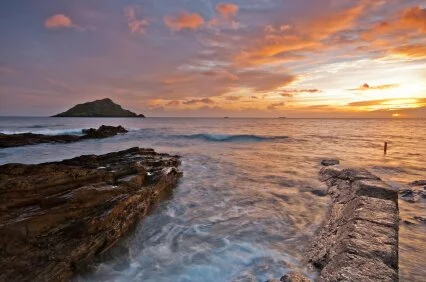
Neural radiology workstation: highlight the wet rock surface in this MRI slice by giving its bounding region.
[408,180,426,187]
[0,147,182,282]
[320,159,339,166]
[305,166,399,282]
[0,125,128,148]
[399,186,426,203]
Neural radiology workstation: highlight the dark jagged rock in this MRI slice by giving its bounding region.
[81,125,127,139]
[320,159,339,166]
[0,147,182,282]
[310,189,328,197]
[0,125,127,148]
[305,166,399,282]
[53,98,145,117]
[399,186,426,203]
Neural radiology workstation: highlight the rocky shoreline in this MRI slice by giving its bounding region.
[0,125,127,148]
[271,163,400,282]
[0,147,182,282]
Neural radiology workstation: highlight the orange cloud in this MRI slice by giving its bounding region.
[124,6,149,34]
[362,6,426,52]
[164,12,205,31]
[280,89,320,96]
[216,3,239,19]
[166,100,181,107]
[267,102,285,110]
[45,14,72,29]
[234,3,365,66]
[392,44,426,59]
[400,6,426,33]
[349,83,399,91]
[347,98,426,110]
[183,98,214,105]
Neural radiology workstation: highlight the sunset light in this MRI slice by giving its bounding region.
[0,0,425,118]
[0,1,425,281]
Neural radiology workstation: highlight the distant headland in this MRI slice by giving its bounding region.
[52,98,145,118]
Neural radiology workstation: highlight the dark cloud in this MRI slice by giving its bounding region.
[267,102,285,110]
[182,98,215,105]
[348,83,398,91]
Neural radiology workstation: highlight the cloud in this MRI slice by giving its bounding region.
[347,98,426,109]
[45,14,73,29]
[124,6,149,34]
[400,6,426,33]
[392,44,426,59]
[280,88,320,97]
[216,3,239,19]
[208,3,239,29]
[0,66,19,76]
[164,11,205,31]
[166,100,181,106]
[234,3,365,67]
[224,96,242,101]
[349,83,398,91]
[267,102,285,110]
[182,98,214,105]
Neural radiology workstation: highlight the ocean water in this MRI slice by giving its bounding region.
[0,117,425,281]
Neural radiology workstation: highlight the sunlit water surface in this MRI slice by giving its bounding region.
[0,118,425,281]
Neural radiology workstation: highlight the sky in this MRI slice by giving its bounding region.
[0,0,425,118]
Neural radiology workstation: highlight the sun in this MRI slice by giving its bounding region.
[392,113,400,117]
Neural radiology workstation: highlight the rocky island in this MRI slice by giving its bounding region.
[53,98,145,118]
[0,147,182,282]
[0,125,128,148]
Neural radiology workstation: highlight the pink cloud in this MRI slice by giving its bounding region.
[216,3,239,19]
[124,6,149,34]
[164,12,205,31]
[45,14,73,29]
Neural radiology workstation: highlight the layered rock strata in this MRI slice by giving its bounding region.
[0,147,182,282]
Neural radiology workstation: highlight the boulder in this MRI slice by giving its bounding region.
[0,147,182,282]
[320,159,339,166]
[81,125,128,139]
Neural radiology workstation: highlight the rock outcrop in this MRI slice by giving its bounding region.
[0,125,127,148]
[305,166,399,282]
[53,98,145,117]
[320,159,339,167]
[0,147,182,282]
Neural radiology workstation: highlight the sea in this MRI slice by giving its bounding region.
[0,117,425,282]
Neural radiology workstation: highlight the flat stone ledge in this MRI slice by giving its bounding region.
[305,166,399,282]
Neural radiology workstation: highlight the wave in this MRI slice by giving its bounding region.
[0,128,85,135]
[176,133,288,142]
[27,124,65,129]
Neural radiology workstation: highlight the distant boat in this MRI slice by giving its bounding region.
[224,117,229,119]
[278,117,286,119]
